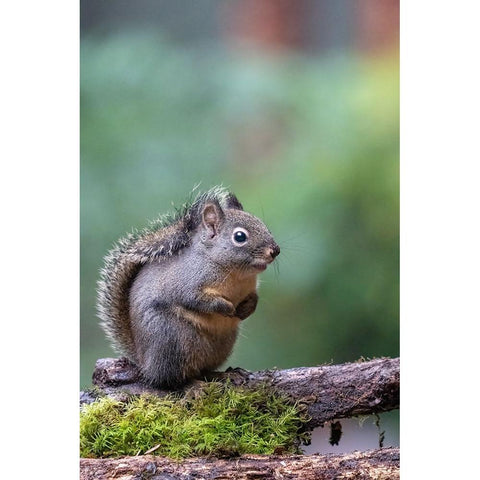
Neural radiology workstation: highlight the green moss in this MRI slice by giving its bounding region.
[80,382,309,459]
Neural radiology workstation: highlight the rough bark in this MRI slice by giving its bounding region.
[82,356,399,429]
[80,447,399,480]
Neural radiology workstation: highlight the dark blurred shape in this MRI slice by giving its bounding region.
[80,0,222,41]
[329,421,343,446]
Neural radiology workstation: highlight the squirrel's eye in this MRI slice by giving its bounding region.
[232,228,248,245]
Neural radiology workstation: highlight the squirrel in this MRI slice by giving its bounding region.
[97,187,280,388]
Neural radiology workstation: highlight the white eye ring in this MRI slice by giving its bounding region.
[232,227,249,246]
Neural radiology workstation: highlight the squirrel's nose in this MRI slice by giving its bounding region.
[268,243,280,260]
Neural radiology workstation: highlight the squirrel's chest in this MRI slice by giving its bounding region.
[179,272,258,338]
[204,272,257,306]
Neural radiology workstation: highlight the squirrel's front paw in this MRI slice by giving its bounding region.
[213,297,236,317]
[235,292,258,320]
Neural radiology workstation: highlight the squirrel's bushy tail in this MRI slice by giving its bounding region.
[96,187,243,360]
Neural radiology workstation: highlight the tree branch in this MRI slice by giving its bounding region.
[83,357,399,429]
[80,447,399,480]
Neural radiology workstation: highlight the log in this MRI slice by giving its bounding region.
[83,356,399,429]
[80,447,399,480]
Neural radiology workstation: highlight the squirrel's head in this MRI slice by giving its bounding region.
[197,200,280,274]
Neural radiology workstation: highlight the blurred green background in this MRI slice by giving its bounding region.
[80,1,399,442]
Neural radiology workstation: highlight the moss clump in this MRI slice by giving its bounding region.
[80,382,309,459]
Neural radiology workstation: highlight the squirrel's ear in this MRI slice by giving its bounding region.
[201,202,224,238]
[225,193,243,211]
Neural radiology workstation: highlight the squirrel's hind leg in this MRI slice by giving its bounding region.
[130,305,191,388]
